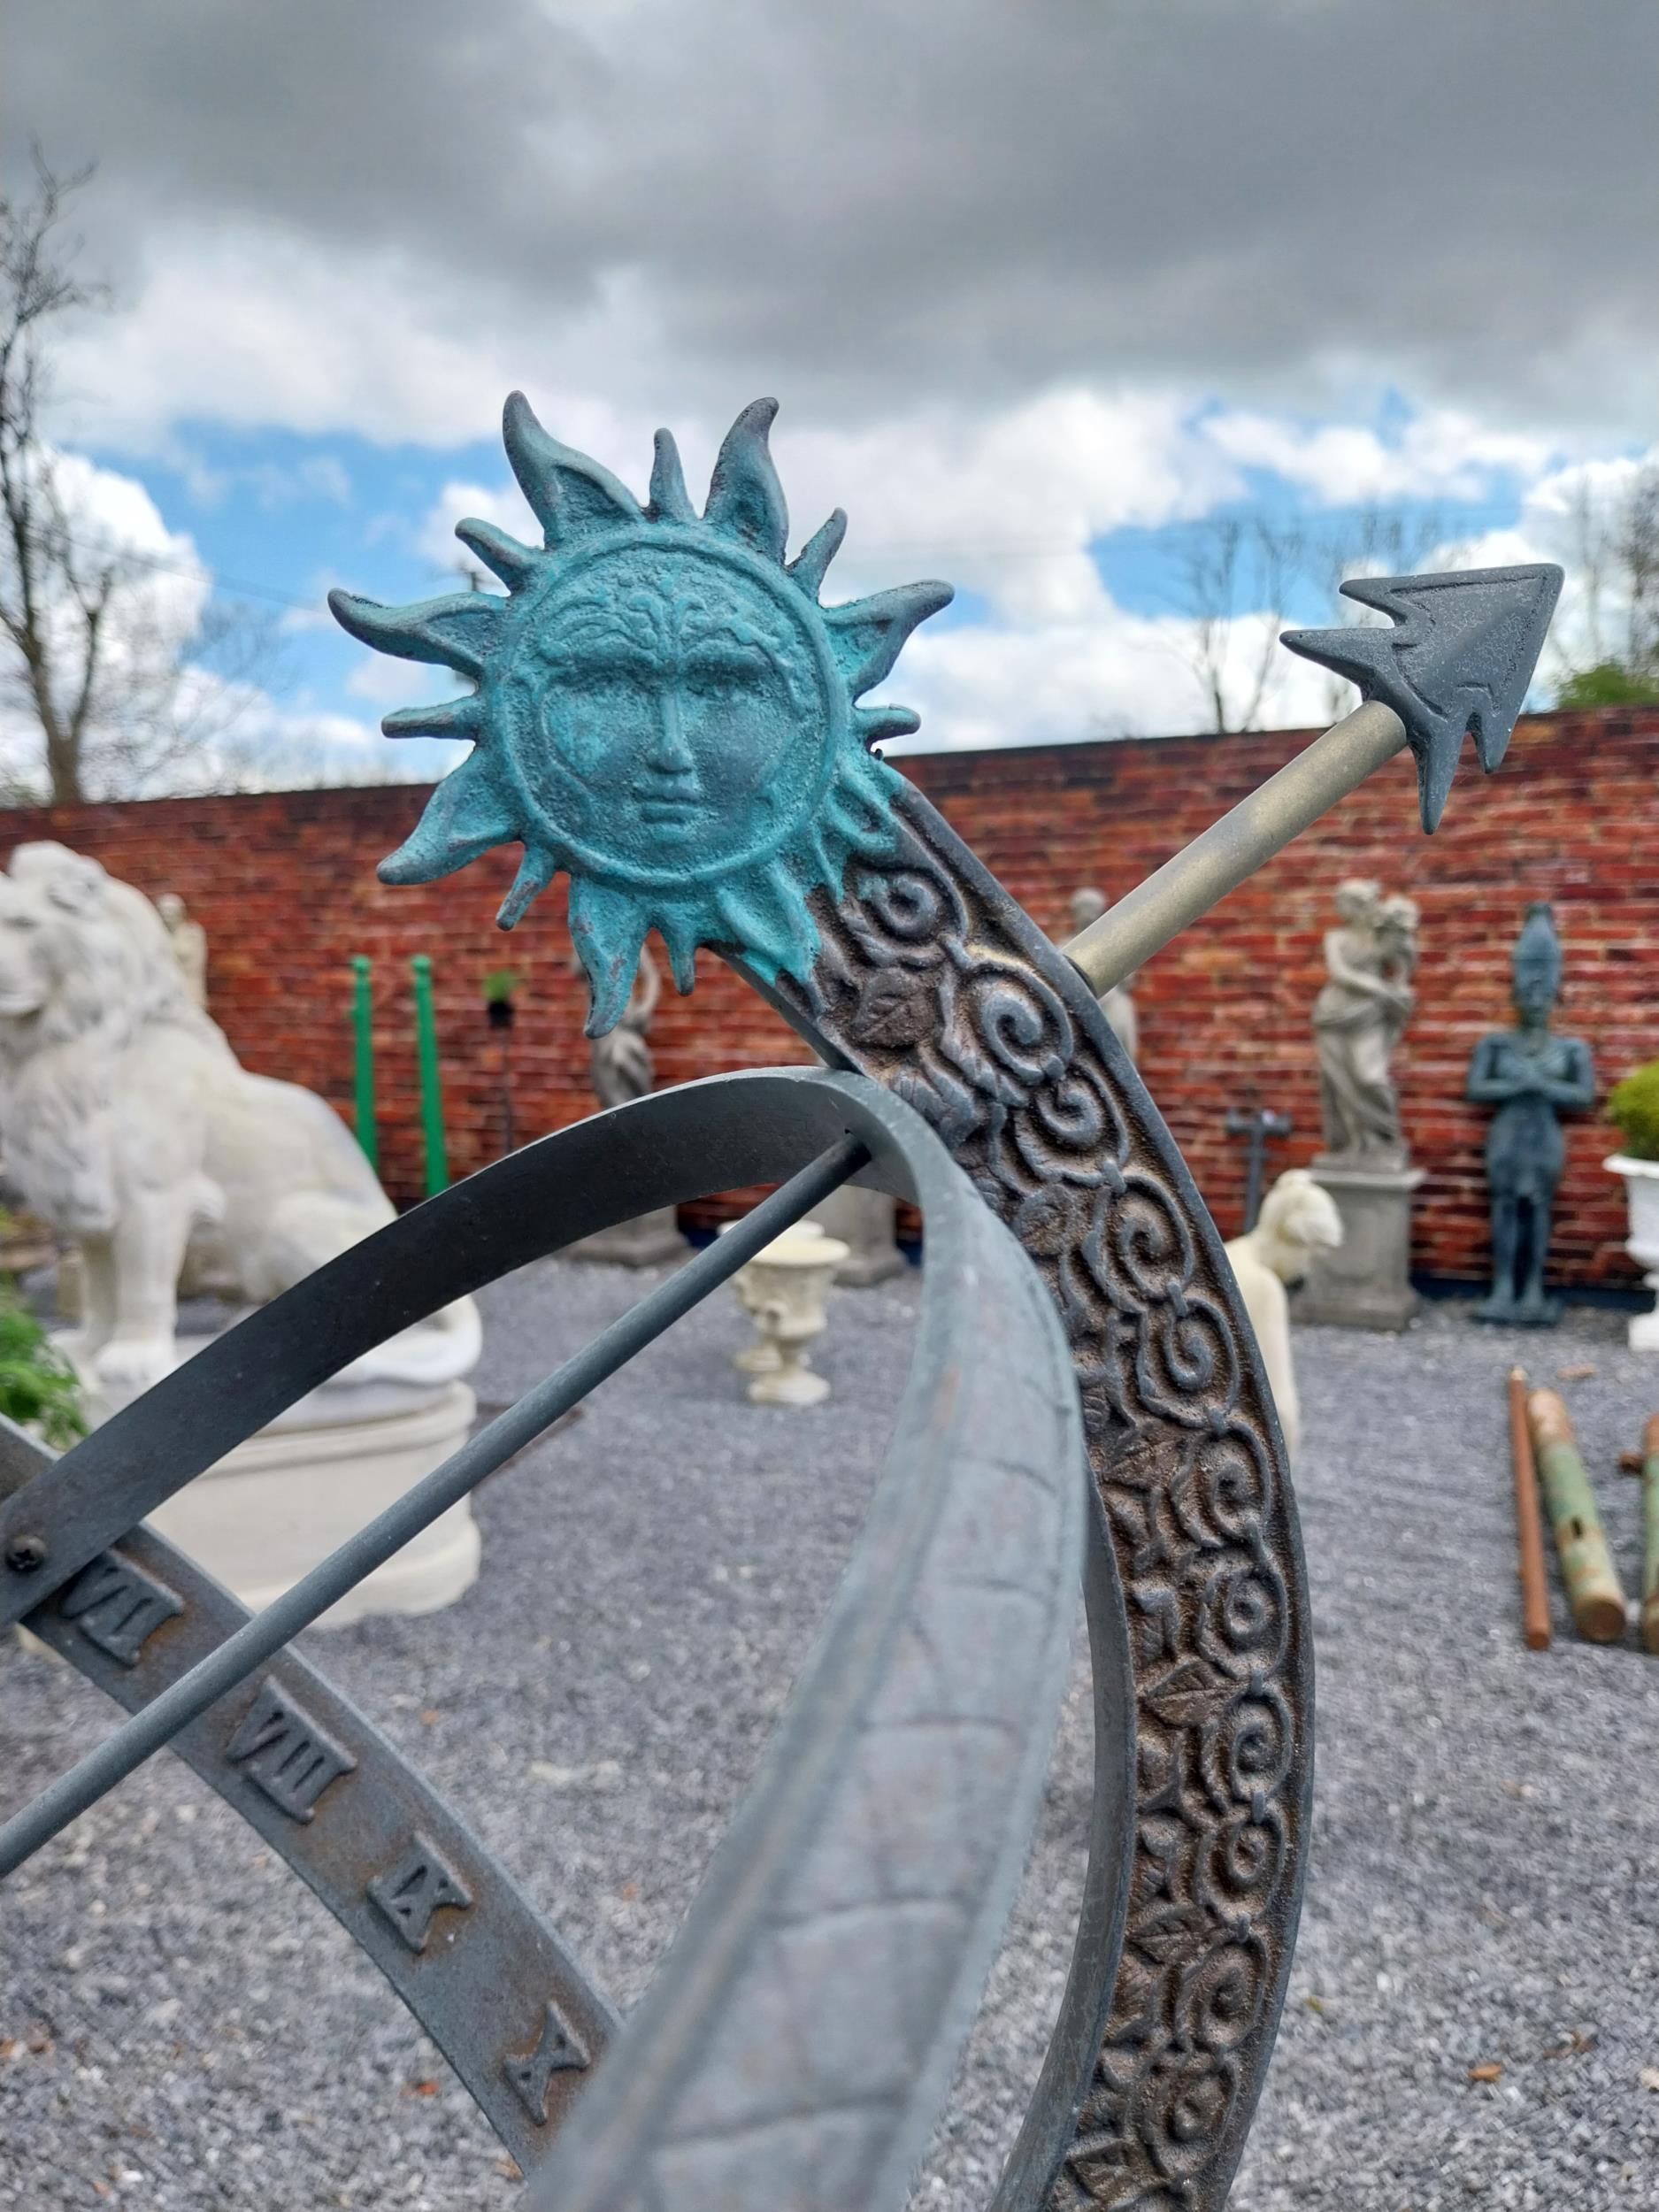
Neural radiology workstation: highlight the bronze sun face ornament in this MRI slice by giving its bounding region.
[329,396,949,1033]
[0,392,1562,2212]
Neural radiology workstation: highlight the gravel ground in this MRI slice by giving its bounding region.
[4,1263,1658,2211]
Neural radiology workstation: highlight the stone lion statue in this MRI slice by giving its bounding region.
[0,842,477,1402]
[1224,1168,1343,1463]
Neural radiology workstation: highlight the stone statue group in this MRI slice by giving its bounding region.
[1306,874,1593,1328]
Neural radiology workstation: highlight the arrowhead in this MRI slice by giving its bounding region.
[1280,564,1563,832]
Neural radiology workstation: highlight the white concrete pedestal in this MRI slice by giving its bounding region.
[70,1333,482,1627]
[150,1372,480,1624]
[565,1207,690,1267]
[1607,1154,1659,1353]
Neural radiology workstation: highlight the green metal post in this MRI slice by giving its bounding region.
[1527,1387,1627,1644]
[1641,1413,1659,1656]
[411,954,449,1197]
[349,955,378,1174]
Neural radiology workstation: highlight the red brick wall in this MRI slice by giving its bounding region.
[3,706,1655,1287]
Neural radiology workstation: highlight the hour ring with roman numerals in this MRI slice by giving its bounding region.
[1,1063,1142,2204]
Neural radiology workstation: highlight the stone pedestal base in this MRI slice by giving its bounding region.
[565,1207,689,1267]
[749,1363,831,1409]
[806,1187,906,1286]
[145,1366,480,1625]
[1293,1158,1424,1332]
[1607,1156,1659,1355]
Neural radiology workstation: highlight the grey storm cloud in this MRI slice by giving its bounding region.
[10,0,1658,436]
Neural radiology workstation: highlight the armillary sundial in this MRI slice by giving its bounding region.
[0,393,1562,2209]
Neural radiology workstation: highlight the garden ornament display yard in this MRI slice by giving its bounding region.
[0,392,1563,2210]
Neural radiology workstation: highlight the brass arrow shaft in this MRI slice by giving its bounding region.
[1064,699,1407,998]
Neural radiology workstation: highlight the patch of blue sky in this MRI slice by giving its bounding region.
[918,583,992,631]
[98,421,500,603]
[88,422,509,727]
[77,389,1550,747]
[1093,476,1532,626]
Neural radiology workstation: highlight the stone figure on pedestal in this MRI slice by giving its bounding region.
[1311,879,1417,1162]
[590,940,661,1108]
[1066,887,1138,1062]
[1467,902,1594,1325]
[0,841,481,1620]
[157,891,209,1009]
[1295,879,1424,1329]
[569,942,689,1264]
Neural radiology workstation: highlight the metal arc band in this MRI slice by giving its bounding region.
[5,1071,941,1622]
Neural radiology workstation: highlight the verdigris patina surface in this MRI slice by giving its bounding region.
[330,396,949,1033]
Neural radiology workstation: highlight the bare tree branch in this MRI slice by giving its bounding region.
[1555,463,1659,705]
[1169,514,1308,733]
[1,152,287,803]
[1300,504,1448,720]
[1164,504,1465,733]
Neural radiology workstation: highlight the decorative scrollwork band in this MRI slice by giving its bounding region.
[766,783,1312,2211]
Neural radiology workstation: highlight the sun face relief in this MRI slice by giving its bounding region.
[330,396,949,1035]
[505,539,833,885]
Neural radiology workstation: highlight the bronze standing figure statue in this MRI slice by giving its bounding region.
[1467,902,1594,1325]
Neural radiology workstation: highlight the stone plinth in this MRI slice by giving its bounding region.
[807,1186,906,1286]
[1293,1158,1424,1332]
[143,1363,480,1624]
[565,1206,689,1267]
[1607,1155,1659,1353]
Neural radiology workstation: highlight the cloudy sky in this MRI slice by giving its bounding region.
[7,0,1657,786]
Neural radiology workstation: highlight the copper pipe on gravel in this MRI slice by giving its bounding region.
[1509,1368,1551,1652]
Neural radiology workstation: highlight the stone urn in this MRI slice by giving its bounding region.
[723,1217,825,1375]
[733,1221,849,1408]
[1606,1153,1659,1352]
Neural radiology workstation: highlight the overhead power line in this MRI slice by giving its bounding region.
[36,488,1538,618]
[27,526,320,613]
